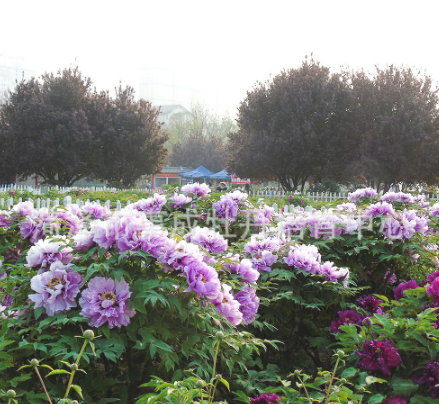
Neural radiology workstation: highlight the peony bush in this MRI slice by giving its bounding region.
[0,186,438,403]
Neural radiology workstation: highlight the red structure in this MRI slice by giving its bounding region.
[151,167,191,189]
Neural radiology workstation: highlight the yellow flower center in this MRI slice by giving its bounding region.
[48,277,64,290]
[101,291,116,302]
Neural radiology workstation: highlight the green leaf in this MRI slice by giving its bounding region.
[341,367,358,378]
[369,394,385,404]
[46,369,71,377]
[218,378,230,391]
[71,384,84,399]
[150,344,157,359]
[392,375,419,395]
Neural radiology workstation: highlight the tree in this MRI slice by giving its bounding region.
[0,68,168,187]
[0,68,96,186]
[92,86,168,187]
[167,103,235,171]
[349,66,439,192]
[170,131,227,172]
[227,58,358,192]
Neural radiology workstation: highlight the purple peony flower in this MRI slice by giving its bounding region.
[427,271,439,283]
[384,397,407,404]
[330,310,364,334]
[356,295,384,314]
[25,237,73,272]
[244,237,281,255]
[169,193,192,209]
[234,284,259,325]
[82,202,111,220]
[250,393,281,404]
[394,280,418,300]
[223,255,260,284]
[356,339,401,376]
[56,210,83,235]
[383,213,417,240]
[181,182,211,197]
[414,361,439,398]
[248,209,270,227]
[427,278,439,303]
[213,197,239,220]
[250,250,278,272]
[185,226,228,254]
[132,194,167,216]
[115,216,152,253]
[0,211,12,229]
[284,245,321,274]
[147,236,177,267]
[335,202,357,214]
[67,204,83,218]
[210,284,243,326]
[73,229,95,251]
[20,209,59,244]
[12,201,34,217]
[348,188,377,203]
[183,261,221,299]
[29,264,84,316]
[170,240,204,272]
[79,277,135,328]
[380,192,414,204]
[91,220,117,250]
[226,190,248,205]
[430,203,439,217]
[320,262,350,286]
[364,202,395,218]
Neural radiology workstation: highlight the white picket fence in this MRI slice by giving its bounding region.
[249,191,348,201]
[0,184,160,195]
[0,195,131,211]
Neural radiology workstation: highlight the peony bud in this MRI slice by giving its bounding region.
[30,358,39,368]
[83,330,95,340]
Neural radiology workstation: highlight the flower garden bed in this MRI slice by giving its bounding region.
[1,186,439,404]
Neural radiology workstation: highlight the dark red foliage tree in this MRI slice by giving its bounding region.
[349,66,439,192]
[92,85,168,187]
[227,58,358,192]
[0,68,168,187]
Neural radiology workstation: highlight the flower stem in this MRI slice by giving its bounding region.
[208,341,220,404]
[296,375,311,404]
[324,356,341,404]
[64,339,88,399]
[34,367,53,404]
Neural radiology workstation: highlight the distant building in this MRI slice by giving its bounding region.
[151,166,192,189]
[157,104,191,128]
[0,54,36,103]
[139,67,205,109]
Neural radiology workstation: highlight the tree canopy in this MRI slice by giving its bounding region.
[166,103,235,172]
[348,66,439,192]
[0,67,168,187]
[228,59,439,192]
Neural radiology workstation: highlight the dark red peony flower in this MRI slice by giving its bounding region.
[394,280,418,300]
[356,339,401,376]
[330,310,364,334]
[384,396,407,404]
[250,393,281,404]
[415,360,439,398]
[356,295,384,314]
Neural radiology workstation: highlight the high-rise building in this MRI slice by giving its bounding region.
[0,54,36,103]
[139,67,205,109]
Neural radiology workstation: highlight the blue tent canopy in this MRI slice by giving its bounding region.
[178,165,214,178]
[209,169,231,180]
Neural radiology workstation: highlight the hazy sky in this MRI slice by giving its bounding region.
[2,0,439,116]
